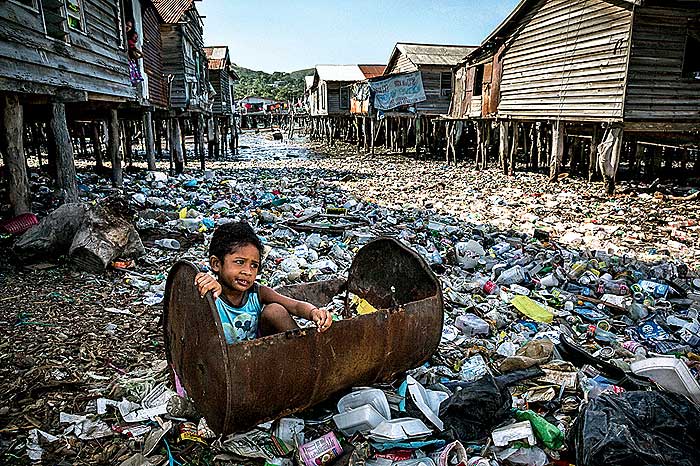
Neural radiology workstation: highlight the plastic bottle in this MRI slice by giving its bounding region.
[628,302,648,321]
[477,278,499,295]
[155,238,181,250]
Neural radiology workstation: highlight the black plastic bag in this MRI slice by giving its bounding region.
[572,391,700,466]
[437,373,511,441]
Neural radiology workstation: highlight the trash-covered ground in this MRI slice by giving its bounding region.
[1,131,700,465]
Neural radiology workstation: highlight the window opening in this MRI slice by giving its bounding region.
[682,32,700,80]
[473,65,484,97]
[41,0,68,41]
[440,72,452,97]
[66,0,84,31]
[340,86,350,110]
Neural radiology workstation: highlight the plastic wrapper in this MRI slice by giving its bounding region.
[572,391,700,466]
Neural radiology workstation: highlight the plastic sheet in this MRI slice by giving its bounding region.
[572,391,700,466]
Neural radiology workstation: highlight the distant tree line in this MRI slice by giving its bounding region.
[233,65,311,102]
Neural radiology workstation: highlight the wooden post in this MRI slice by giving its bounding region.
[588,125,600,181]
[195,115,205,170]
[498,121,510,175]
[171,117,184,174]
[370,117,375,154]
[508,121,519,175]
[549,120,565,181]
[1,94,31,214]
[78,125,88,158]
[155,118,163,158]
[49,102,79,202]
[180,117,188,166]
[143,111,156,170]
[107,109,122,187]
[91,123,104,171]
[123,120,133,167]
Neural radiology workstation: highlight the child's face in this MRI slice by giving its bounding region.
[210,243,260,294]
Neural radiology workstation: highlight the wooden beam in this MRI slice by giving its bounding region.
[91,122,104,171]
[107,109,122,187]
[1,94,31,214]
[49,102,78,203]
[624,122,700,133]
[143,111,156,170]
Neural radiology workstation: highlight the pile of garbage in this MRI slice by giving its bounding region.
[2,132,700,466]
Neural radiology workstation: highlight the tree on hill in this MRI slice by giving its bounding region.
[233,66,312,102]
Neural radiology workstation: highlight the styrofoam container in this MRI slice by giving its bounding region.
[369,418,432,441]
[630,357,700,405]
[337,388,391,419]
[332,404,387,435]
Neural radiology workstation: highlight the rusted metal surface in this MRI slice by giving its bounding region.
[164,237,444,435]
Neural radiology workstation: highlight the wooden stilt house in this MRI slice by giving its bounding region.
[152,0,211,171]
[0,0,138,214]
[204,45,239,156]
[449,0,700,190]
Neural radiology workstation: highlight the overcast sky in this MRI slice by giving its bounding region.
[198,0,521,73]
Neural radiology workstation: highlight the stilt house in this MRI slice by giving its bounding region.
[307,65,367,117]
[153,0,210,115]
[0,0,138,214]
[204,45,238,156]
[384,43,476,115]
[449,0,700,188]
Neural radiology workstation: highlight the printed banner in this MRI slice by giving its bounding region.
[369,71,426,110]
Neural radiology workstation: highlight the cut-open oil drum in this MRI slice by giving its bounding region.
[163,237,444,434]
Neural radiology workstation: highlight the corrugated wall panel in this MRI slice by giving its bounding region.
[497,0,633,121]
[624,6,700,121]
[143,5,167,108]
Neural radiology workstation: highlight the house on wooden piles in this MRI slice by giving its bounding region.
[204,45,239,156]
[448,0,700,191]
[153,0,211,170]
[0,0,139,216]
[380,43,475,156]
[306,65,371,142]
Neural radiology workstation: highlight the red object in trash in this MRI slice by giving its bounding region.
[0,213,38,235]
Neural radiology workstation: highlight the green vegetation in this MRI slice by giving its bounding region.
[233,66,312,102]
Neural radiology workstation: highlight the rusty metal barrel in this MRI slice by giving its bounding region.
[163,237,444,434]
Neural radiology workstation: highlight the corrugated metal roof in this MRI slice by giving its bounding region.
[152,0,193,24]
[358,64,386,79]
[315,65,366,82]
[395,43,477,67]
[204,46,229,70]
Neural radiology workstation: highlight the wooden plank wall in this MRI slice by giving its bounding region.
[416,66,451,115]
[386,53,417,74]
[624,5,700,121]
[497,0,633,121]
[210,69,231,115]
[160,24,185,108]
[142,4,167,108]
[0,0,135,100]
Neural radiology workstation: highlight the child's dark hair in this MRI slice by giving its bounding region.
[209,222,264,262]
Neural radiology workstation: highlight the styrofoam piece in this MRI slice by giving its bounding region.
[337,388,391,419]
[406,375,449,431]
[491,421,536,447]
[332,404,387,436]
[630,357,700,405]
[368,418,432,441]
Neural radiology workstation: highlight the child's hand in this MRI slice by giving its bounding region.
[195,272,221,299]
[311,307,333,332]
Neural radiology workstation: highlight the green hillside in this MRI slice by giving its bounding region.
[233,66,312,102]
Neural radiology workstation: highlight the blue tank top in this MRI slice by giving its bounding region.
[215,284,263,344]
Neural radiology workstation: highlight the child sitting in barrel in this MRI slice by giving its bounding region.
[195,222,333,344]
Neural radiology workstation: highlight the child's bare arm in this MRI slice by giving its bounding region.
[259,285,333,332]
[194,272,222,299]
